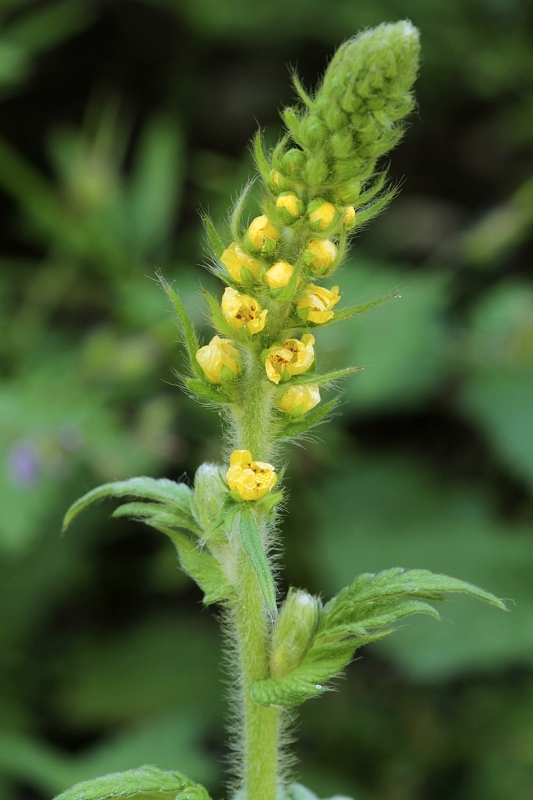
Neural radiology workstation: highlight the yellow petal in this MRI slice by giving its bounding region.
[306,238,337,272]
[247,215,280,250]
[263,261,294,289]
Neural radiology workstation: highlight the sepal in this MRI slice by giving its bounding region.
[52,765,211,800]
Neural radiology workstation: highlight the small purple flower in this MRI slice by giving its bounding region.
[8,441,41,487]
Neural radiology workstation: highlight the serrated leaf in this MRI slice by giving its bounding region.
[157,274,204,379]
[52,765,211,800]
[239,507,277,619]
[279,398,340,439]
[63,478,195,532]
[186,379,233,404]
[322,567,506,629]
[112,503,199,537]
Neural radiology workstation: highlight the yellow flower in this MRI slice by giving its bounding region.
[297,284,340,324]
[279,384,320,416]
[265,334,315,384]
[343,206,356,226]
[220,242,264,283]
[308,200,337,231]
[226,449,277,501]
[221,287,267,335]
[195,335,241,383]
[246,215,281,251]
[275,192,303,221]
[263,260,294,289]
[306,238,337,273]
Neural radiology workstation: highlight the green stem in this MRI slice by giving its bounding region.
[234,351,277,462]
[226,354,281,799]
[231,547,280,800]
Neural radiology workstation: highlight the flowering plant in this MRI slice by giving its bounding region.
[56,22,505,800]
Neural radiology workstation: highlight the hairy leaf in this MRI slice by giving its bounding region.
[318,292,398,328]
[158,274,204,379]
[63,478,196,532]
[252,568,505,707]
[203,214,225,259]
[239,507,277,619]
[291,366,362,386]
[279,398,340,439]
[186,378,233,404]
[52,765,211,800]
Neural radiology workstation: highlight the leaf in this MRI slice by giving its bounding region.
[62,478,197,533]
[310,454,531,678]
[286,783,354,800]
[252,567,504,708]
[317,292,398,328]
[157,274,204,379]
[52,765,211,800]
[147,523,233,605]
[202,214,225,259]
[239,507,277,619]
[253,131,272,184]
[279,398,340,439]
[230,180,254,241]
[186,378,233,404]
[291,367,362,386]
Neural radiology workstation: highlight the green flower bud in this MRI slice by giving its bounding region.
[191,463,228,532]
[302,154,329,186]
[280,148,305,176]
[270,588,320,678]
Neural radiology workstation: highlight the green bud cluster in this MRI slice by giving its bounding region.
[270,21,420,210]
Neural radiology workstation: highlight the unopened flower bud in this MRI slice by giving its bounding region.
[280,148,305,176]
[220,242,264,283]
[226,449,277,502]
[195,335,241,383]
[221,287,267,335]
[337,180,361,204]
[343,206,356,227]
[275,192,303,223]
[307,199,338,231]
[246,215,280,252]
[306,238,337,274]
[297,284,340,324]
[263,260,294,289]
[271,589,320,678]
[192,463,227,531]
[279,384,320,417]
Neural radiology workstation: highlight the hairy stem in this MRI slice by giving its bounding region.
[227,359,280,799]
[231,545,279,800]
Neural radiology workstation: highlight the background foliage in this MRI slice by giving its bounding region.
[1,1,533,798]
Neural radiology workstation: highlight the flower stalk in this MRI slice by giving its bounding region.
[57,21,506,800]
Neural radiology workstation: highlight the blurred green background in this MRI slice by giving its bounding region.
[1,1,533,799]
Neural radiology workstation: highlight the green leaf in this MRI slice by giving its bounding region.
[52,765,211,800]
[317,292,398,328]
[253,130,272,184]
[230,180,254,241]
[252,567,504,708]
[291,366,362,386]
[63,478,197,532]
[239,507,277,619]
[186,379,233,404]
[279,398,340,439]
[202,214,225,259]
[147,523,233,605]
[157,274,204,379]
